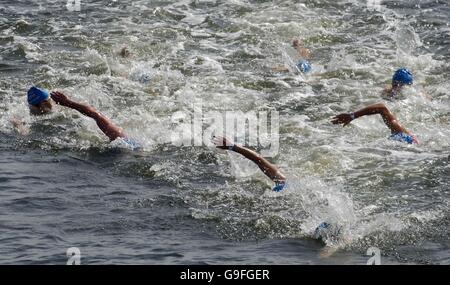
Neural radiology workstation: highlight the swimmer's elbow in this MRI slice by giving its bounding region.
[371,102,390,115]
[372,102,387,110]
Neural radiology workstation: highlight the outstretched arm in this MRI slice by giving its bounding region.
[212,136,286,182]
[331,103,409,135]
[50,91,125,141]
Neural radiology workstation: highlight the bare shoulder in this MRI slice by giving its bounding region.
[381,85,393,98]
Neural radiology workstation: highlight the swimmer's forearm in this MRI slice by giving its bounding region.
[232,145,285,182]
[232,145,262,163]
[64,100,97,117]
[353,103,387,119]
[65,100,125,141]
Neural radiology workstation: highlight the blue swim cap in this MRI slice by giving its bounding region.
[315,222,330,232]
[392,68,413,85]
[273,181,286,192]
[296,59,312,73]
[27,87,49,106]
[138,72,152,84]
[313,222,331,241]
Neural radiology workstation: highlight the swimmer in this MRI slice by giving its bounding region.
[292,39,312,60]
[119,46,132,58]
[382,68,414,98]
[313,222,354,258]
[12,86,139,148]
[272,38,312,74]
[382,68,431,100]
[212,136,287,192]
[331,102,418,144]
[117,47,153,85]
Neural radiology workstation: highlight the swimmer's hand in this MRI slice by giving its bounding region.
[10,116,21,128]
[331,113,354,127]
[212,136,235,150]
[9,116,29,136]
[50,91,71,107]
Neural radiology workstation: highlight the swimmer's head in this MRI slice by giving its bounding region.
[313,222,342,244]
[27,87,53,115]
[120,47,131,58]
[392,68,413,87]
